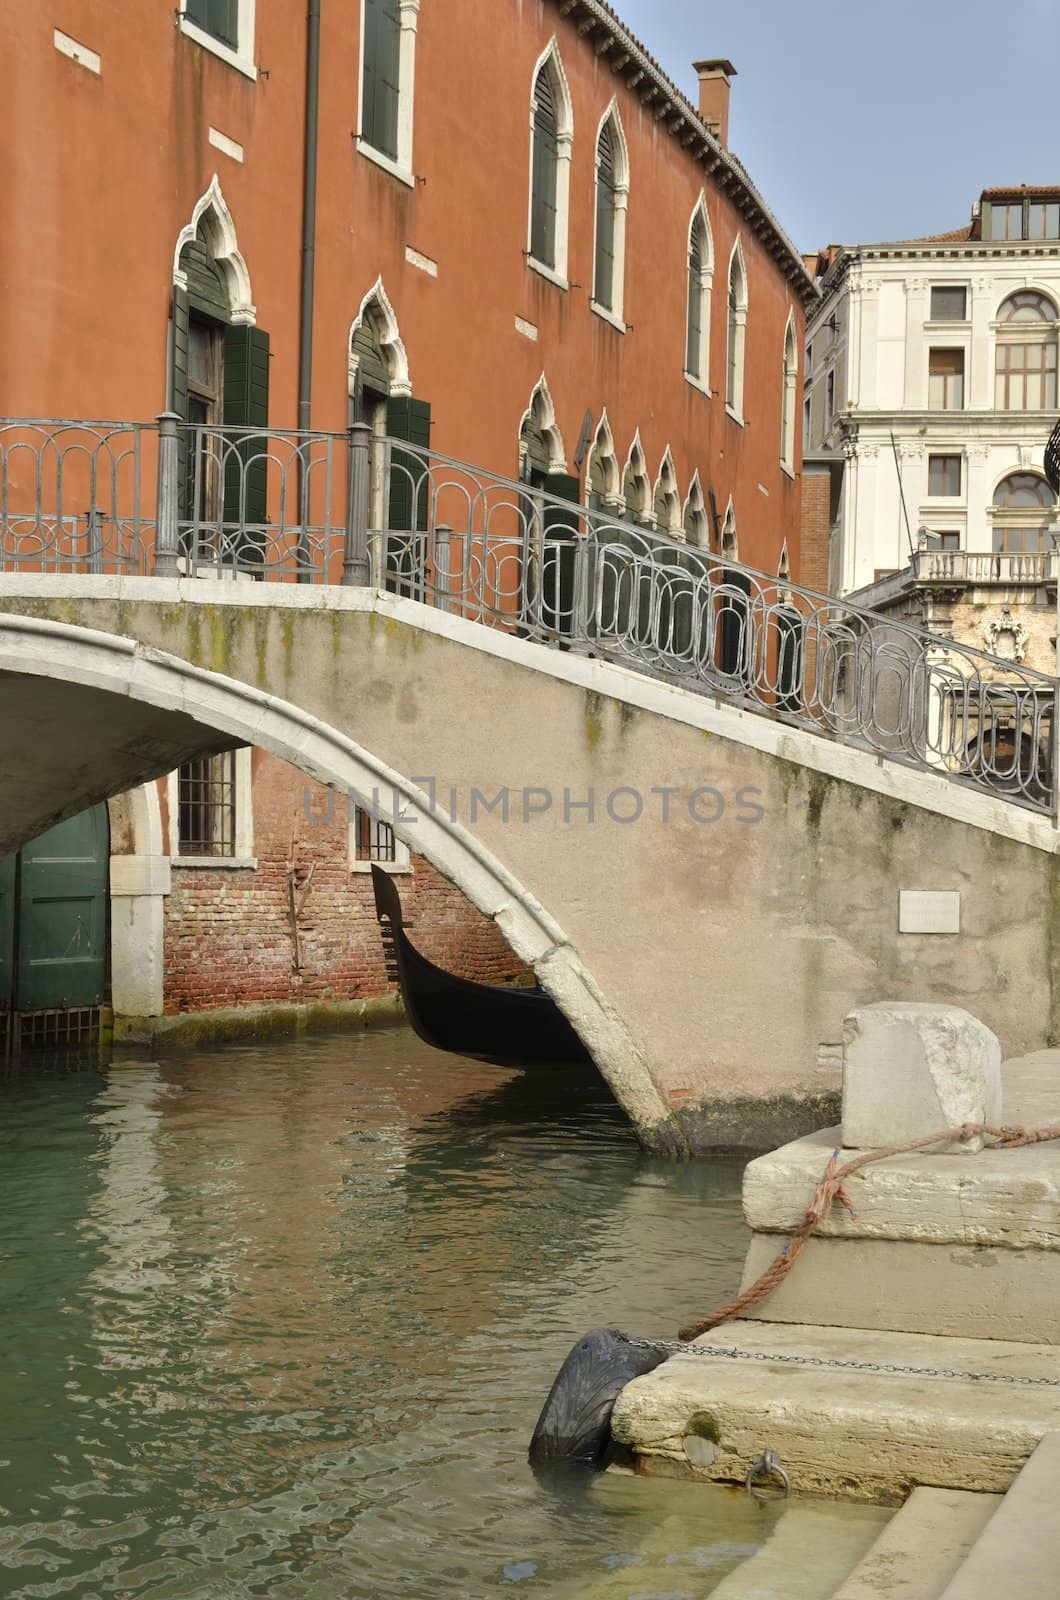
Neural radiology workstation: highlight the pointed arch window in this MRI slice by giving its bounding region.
[781,316,798,469]
[995,290,1058,411]
[592,109,628,323]
[683,477,708,547]
[622,439,651,524]
[652,453,681,536]
[529,50,572,281]
[726,244,748,417]
[686,206,713,384]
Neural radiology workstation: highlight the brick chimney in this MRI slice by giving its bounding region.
[692,59,737,148]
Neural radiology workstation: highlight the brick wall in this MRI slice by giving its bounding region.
[800,463,833,596]
[162,751,531,1014]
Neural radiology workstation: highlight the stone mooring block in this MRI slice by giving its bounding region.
[841,1002,1001,1153]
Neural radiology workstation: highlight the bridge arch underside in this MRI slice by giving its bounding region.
[4,591,1060,1155]
[0,624,678,1147]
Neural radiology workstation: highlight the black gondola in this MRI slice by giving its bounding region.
[370,864,590,1066]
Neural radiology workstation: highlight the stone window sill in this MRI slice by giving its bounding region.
[684,371,712,398]
[356,139,416,190]
[173,856,258,870]
[178,18,257,80]
[350,859,412,875]
[725,404,745,427]
[590,300,625,333]
[527,256,569,292]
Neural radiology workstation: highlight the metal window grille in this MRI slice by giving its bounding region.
[178,753,237,857]
[354,806,397,863]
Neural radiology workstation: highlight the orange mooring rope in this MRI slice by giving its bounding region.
[677,1119,1060,1343]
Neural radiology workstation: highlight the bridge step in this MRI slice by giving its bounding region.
[936,1432,1060,1598]
[830,1487,1000,1599]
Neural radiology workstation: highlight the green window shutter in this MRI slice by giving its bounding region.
[594,125,616,309]
[185,0,239,49]
[363,0,401,160]
[222,324,270,536]
[686,226,703,376]
[542,473,580,635]
[385,397,431,594]
[530,70,559,267]
[183,237,230,322]
[0,852,14,1011]
[170,287,191,523]
[386,396,430,530]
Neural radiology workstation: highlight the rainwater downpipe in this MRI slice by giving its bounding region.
[297,0,322,575]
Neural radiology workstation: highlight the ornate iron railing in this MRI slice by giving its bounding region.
[1,417,1057,817]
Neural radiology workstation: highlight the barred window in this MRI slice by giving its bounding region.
[178,753,237,857]
[354,806,397,863]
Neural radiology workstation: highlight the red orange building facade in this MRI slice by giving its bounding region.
[0,0,813,1031]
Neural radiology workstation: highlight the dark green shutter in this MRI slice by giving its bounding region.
[687,224,703,376]
[530,71,559,268]
[720,567,752,682]
[362,0,401,160]
[223,325,270,558]
[594,125,616,310]
[15,806,109,1012]
[0,853,14,1012]
[385,397,431,594]
[170,287,191,523]
[185,0,239,48]
[542,473,580,636]
[776,607,803,714]
[183,238,230,323]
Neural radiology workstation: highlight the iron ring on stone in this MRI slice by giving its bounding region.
[745,1449,791,1499]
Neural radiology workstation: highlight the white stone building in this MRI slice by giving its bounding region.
[805,185,1060,651]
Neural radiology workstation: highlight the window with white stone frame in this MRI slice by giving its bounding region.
[527,43,573,284]
[168,748,254,867]
[685,200,713,388]
[357,0,419,186]
[591,105,629,326]
[179,0,256,78]
[994,291,1059,411]
[726,239,747,418]
[780,314,798,470]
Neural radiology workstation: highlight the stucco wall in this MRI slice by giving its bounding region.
[0,0,806,574]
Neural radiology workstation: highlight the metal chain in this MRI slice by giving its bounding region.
[621,1335,1060,1389]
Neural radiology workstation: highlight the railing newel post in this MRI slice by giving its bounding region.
[342,420,372,586]
[152,411,181,578]
[433,523,452,614]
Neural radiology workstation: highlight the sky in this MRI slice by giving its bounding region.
[617,0,1060,255]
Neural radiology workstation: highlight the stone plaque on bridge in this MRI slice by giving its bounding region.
[898,890,961,935]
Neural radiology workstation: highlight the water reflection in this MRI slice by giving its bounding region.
[0,1031,757,1599]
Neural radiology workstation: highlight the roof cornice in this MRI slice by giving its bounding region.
[553,0,818,306]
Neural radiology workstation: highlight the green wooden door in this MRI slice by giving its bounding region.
[15,807,109,1012]
[0,854,15,1012]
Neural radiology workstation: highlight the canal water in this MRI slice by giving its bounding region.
[0,1030,870,1599]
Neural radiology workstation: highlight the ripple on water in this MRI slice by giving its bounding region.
[0,1031,780,1600]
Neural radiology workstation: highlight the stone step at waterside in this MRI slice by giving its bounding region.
[609,1320,1060,1502]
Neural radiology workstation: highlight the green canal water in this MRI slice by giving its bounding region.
[0,1030,854,1599]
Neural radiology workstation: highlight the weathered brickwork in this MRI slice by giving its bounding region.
[162,752,530,1014]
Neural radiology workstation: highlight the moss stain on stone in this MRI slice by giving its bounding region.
[583,691,604,754]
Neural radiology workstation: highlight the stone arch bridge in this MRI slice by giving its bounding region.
[3,574,1059,1151]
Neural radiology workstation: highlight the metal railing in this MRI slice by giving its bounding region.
[1,416,1058,817]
